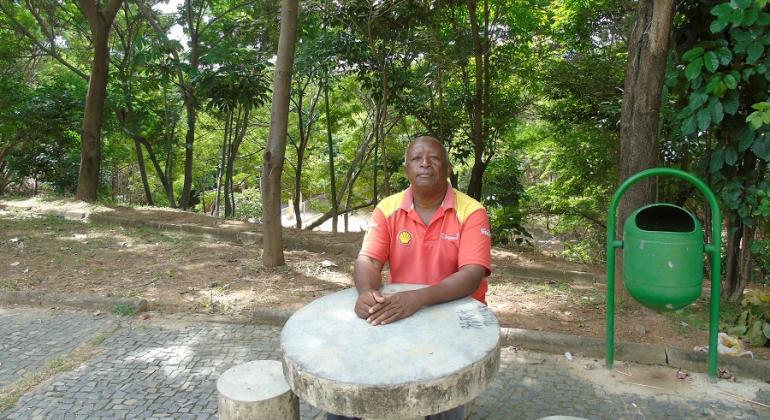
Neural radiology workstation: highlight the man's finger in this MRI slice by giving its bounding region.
[372,290,386,303]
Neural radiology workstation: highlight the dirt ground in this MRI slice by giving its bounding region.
[1,198,769,360]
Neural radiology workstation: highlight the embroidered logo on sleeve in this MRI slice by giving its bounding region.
[480,227,492,238]
[397,230,412,245]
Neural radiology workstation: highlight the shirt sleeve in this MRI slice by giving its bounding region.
[358,207,390,263]
[458,208,492,276]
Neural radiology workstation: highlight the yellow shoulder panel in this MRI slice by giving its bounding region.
[376,191,406,218]
[453,188,484,224]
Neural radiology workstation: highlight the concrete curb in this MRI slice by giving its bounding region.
[0,291,148,314]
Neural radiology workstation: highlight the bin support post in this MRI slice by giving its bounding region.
[605,168,721,381]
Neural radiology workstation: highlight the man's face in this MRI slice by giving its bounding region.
[405,139,449,192]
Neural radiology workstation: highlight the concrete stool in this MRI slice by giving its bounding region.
[217,360,299,420]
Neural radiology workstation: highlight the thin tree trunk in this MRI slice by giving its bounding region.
[178,0,200,209]
[324,78,338,233]
[616,0,676,295]
[214,111,232,218]
[261,0,299,267]
[133,139,154,205]
[225,107,250,218]
[724,215,742,300]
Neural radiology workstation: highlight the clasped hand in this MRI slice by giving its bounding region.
[354,290,422,326]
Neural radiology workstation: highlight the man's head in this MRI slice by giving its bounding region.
[404,136,450,194]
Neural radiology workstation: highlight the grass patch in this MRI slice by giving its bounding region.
[0,278,21,291]
[0,329,113,413]
[111,303,137,317]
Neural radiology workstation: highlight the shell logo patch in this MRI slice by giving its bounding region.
[397,230,412,245]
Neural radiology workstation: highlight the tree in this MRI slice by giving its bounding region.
[671,0,770,300]
[74,0,124,201]
[261,0,299,267]
[616,0,676,292]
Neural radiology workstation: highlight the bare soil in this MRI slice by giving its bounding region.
[1,198,768,360]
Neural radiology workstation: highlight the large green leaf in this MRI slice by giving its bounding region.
[711,2,733,17]
[735,0,752,9]
[717,46,733,65]
[704,51,720,72]
[743,7,758,26]
[697,107,712,130]
[747,42,765,64]
[682,47,704,62]
[725,146,739,166]
[724,73,738,89]
[709,99,724,123]
[752,138,770,161]
[764,322,770,339]
[682,115,697,135]
[738,126,756,151]
[686,58,704,80]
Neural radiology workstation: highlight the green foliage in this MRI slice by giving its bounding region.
[751,237,770,282]
[722,290,770,346]
[111,304,137,317]
[233,187,263,220]
[482,151,530,246]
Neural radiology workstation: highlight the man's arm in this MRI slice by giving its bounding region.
[353,255,386,319]
[366,264,485,326]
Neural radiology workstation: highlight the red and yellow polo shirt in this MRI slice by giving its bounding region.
[359,185,492,303]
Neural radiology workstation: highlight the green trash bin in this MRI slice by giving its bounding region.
[623,203,704,311]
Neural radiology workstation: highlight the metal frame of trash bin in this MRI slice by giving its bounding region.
[605,168,722,382]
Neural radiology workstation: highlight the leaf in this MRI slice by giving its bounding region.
[697,107,712,130]
[749,320,768,347]
[711,3,733,17]
[752,138,770,160]
[738,126,756,151]
[725,146,739,165]
[747,42,765,64]
[709,99,724,123]
[686,58,704,80]
[735,0,751,9]
[705,76,722,94]
[724,73,738,89]
[764,322,770,339]
[711,17,731,33]
[723,91,740,114]
[727,325,748,336]
[743,7,759,26]
[704,51,720,72]
[689,92,709,109]
[717,47,733,65]
[682,115,697,136]
[758,12,770,26]
[682,47,705,62]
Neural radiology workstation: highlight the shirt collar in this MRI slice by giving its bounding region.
[400,184,455,212]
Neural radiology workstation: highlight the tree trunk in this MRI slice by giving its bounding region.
[76,0,123,202]
[177,0,200,209]
[723,215,743,300]
[616,0,675,294]
[134,139,154,206]
[261,0,298,268]
[466,0,485,200]
[324,79,338,233]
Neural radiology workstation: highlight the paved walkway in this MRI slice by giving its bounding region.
[1,307,769,419]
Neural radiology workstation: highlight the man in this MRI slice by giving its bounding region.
[330,136,492,420]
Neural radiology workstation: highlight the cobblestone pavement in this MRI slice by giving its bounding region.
[0,308,118,388]
[1,307,769,419]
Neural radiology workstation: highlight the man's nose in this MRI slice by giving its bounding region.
[420,156,431,167]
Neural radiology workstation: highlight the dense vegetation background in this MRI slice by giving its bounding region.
[0,0,768,300]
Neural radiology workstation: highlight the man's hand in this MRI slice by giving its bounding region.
[354,289,386,319]
[366,291,423,326]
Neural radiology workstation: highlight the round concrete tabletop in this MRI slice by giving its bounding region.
[281,284,501,418]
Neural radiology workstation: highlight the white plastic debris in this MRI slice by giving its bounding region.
[320,260,338,268]
[564,351,573,361]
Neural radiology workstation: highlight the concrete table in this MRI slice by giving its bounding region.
[281,284,501,418]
